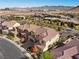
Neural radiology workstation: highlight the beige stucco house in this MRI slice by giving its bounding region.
[18,24,60,52]
[2,20,20,30]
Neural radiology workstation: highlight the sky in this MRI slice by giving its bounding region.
[0,0,79,8]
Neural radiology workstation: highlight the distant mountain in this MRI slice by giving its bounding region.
[27,6,73,10]
[4,6,73,11]
[0,6,74,11]
[69,5,79,13]
[71,5,79,10]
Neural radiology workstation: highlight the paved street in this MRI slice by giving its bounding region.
[0,38,27,59]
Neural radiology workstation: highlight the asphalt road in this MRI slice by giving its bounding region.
[0,38,27,59]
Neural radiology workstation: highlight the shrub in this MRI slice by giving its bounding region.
[40,51,55,59]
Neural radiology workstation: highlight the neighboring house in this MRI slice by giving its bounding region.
[19,24,60,52]
[2,20,20,41]
[2,20,20,30]
[50,39,79,59]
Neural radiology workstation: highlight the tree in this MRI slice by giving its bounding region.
[54,37,65,48]
[7,34,15,41]
[4,8,10,10]
[40,51,55,59]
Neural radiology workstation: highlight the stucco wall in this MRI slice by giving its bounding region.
[43,34,60,52]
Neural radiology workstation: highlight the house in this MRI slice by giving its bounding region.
[50,39,79,59]
[2,20,20,30]
[34,26,59,52]
[2,20,20,42]
[19,24,59,52]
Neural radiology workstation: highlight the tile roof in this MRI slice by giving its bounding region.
[18,24,59,42]
[73,53,79,59]
[35,27,47,35]
[18,23,30,30]
[30,24,59,41]
[50,40,79,58]
[2,20,20,28]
